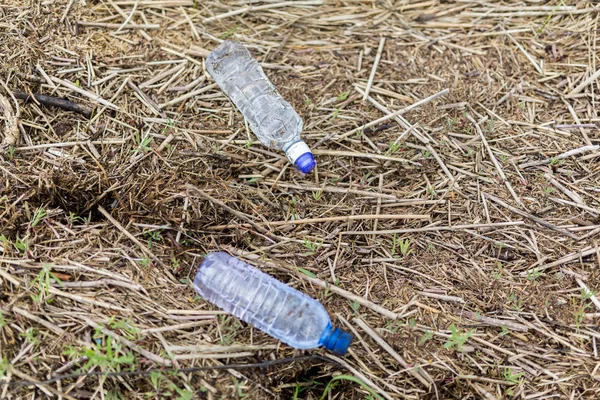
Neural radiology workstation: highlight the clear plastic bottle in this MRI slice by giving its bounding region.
[206,40,316,174]
[192,252,352,356]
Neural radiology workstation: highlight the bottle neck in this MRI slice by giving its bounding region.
[318,323,352,356]
[283,140,308,162]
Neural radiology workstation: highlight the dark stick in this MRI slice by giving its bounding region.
[13,90,93,118]
[2,354,336,388]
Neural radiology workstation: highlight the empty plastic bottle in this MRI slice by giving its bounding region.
[206,40,316,174]
[192,252,352,356]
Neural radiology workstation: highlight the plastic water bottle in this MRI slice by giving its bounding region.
[206,41,316,174]
[192,252,352,356]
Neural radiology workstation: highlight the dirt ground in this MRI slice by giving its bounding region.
[1,1,600,399]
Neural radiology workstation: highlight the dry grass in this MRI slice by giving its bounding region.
[1,0,600,399]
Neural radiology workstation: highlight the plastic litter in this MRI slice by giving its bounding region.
[206,40,316,174]
[192,252,352,356]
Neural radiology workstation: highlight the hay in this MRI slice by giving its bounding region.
[1,0,600,399]
[0,92,19,146]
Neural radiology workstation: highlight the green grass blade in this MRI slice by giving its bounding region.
[319,375,384,400]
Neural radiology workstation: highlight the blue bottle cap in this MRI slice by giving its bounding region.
[294,152,316,174]
[321,326,353,356]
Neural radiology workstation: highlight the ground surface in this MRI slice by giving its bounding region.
[1,1,600,399]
